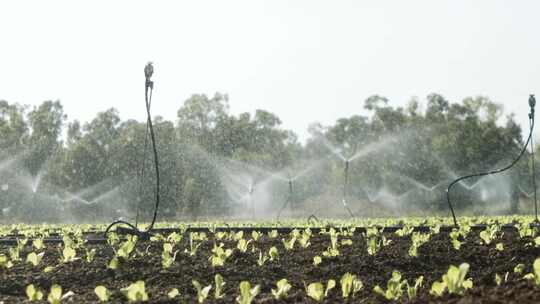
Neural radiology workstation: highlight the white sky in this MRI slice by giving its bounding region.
[1,0,539,141]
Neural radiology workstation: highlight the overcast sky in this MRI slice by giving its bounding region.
[1,0,539,141]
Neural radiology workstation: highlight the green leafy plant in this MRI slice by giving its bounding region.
[514,263,525,274]
[0,254,13,269]
[185,235,203,257]
[47,284,74,304]
[408,233,430,257]
[282,236,297,251]
[26,284,44,301]
[237,238,252,253]
[268,230,279,239]
[269,246,279,261]
[26,252,44,267]
[85,248,96,263]
[121,281,149,302]
[210,243,233,267]
[117,235,137,259]
[305,280,335,302]
[61,246,78,263]
[406,276,423,300]
[251,231,261,241]
[236,281,261,304]
[430,263,473,296]
[340,272,363,299]
[32,237,45,250]
[374,271,406,301]
[271,279,292,300]
[161,243,179,269]
[524,257,540,285]
[257,250,269,266]
[168,288,180,299]
[449,229,462,250]
[94,285,110,302]
[193,280,212,303]
[215,274,226,299]
[313,255,322,266]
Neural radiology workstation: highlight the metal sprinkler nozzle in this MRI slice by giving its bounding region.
[144,62,154,89]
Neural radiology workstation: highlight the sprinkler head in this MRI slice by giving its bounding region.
[530,94,536,110]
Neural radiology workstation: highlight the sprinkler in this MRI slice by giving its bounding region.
[276,179,294,221]
[342,159,355,218]
[105,62,161,238]
[248,182,255,219]
[446,94,537,227]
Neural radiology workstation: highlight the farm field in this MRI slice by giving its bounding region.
[2,216,540,303]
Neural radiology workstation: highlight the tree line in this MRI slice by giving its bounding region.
[0,93,533,223]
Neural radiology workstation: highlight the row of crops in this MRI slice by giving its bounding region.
[1,216,540,302]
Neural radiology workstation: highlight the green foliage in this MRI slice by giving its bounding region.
[271,279,292,300]
[340,272,363,298]
[193,280,212,303]
[373,271,407,301]
[215,274,226,299]
[236,281,261,304]
[0,253,13,269]
[61,246,77,263]
[26,284,44,301]
[26,252,44,267]
[524,258,540,286]
[430,263,473,296]
[269,246,279,261]
[47,284,65,304]
[121,281,149,302]
[210,243,233,267]
[94,286,110,302]
[305,280,335,302]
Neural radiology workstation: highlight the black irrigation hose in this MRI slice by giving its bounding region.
[105,63,161,238]
[446,95,537,227]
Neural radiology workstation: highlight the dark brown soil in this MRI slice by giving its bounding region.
[1,229,540,303]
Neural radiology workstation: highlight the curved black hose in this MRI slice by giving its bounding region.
[105,68,161,237]
[446,103,535,227]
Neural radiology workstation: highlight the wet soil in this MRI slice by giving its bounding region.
[1,229,540,303]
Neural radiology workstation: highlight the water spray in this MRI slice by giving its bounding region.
[276,179,294,221]
[341,159,355,218]
[446,95,538,227]
[105,62,161,237]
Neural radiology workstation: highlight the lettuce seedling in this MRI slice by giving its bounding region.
[406,276,423,300]
[251,231,261,241]
[430,263,473,296]
[236,281,261,304]
[117,235,137,259]
[282,236,297,251]
[269,246,279,261]
[47,284,74,304]
[305,280,335,302]
[271,279,292,300]
[62,246,78,263]
[168,288,180,299]
[524,258,540,285]
[257,250,269,266]
[215,274,226,299]
[192,280,212,303]
[340,272,363,298]
[313,256,322,266]
[0,254,13,269]
[121,281,149,302]
[26,252,44,267]
[94,285,110,302]
[210,243,233,267]
[237,239,252,253]
[374,271,406,301]
[26,284,44,301]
